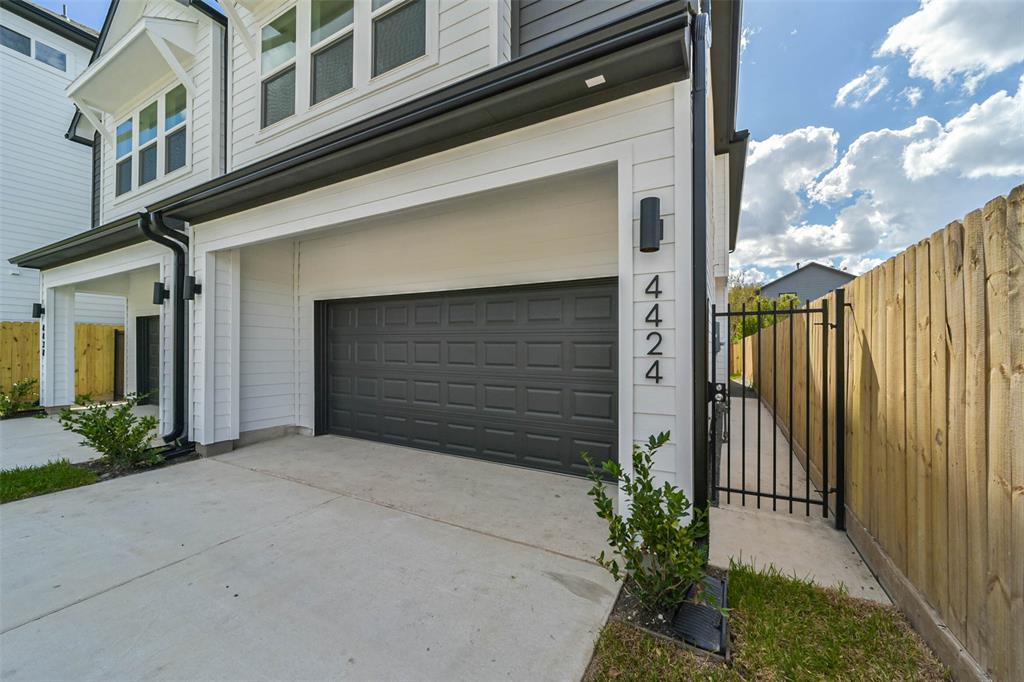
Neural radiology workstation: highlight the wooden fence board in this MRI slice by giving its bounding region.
[943,220,969,644]
[963,208,990,666]
[928,228,950,620]
[914,240,933,602]
[904,246,922,589]
[0,322,40,397]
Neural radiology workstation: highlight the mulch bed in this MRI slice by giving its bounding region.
[75,450,201,481]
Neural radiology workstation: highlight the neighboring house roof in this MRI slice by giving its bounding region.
[0,0,97,49]
[758,262,855,293]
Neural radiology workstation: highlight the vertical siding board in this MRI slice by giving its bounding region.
[943,220,969,643]
[962,208,990,666]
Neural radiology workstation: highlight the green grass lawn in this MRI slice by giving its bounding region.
[586,562,947,681]
[0,460,99,504]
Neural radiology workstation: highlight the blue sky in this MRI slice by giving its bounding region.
[45,1,1023,284]
[734,0,1023,282]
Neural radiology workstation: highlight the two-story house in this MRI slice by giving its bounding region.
[11,0,747,510]
[0,0,123,327]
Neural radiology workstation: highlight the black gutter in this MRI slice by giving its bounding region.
[154,1,692,222]
[17,1,693,269]
[0,0,97,49]
[137,213,187,444]
[691,10,710,515]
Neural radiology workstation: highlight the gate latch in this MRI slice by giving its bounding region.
[710,381,728,405]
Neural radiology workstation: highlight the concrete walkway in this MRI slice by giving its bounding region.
[709,394,889,604]
[0,435,617,681]
[0,404,159,469]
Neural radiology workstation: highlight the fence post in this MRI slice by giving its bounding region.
[834,288,846,531]
[821,297,829,519]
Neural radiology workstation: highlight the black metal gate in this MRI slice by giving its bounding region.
[709,289,846,530]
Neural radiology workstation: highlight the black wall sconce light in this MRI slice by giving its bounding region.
[183,276,202,300]
[152,281,170,305]
[31,303,44,318]
[639,197,664,253]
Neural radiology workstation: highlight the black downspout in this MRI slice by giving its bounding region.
[138,212,187,443]
[691,10,711,516]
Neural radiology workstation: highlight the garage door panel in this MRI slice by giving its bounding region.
[321,279,617,476]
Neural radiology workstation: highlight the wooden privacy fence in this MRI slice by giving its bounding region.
[0,322,124,401]
[730,185,1022,680]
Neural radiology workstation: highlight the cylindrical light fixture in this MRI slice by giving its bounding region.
[639,197,664,253]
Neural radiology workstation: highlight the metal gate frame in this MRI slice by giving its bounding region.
[709,289,846,530]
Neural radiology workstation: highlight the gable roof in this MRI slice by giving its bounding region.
[0,0,97,49]
[759,262,855,291]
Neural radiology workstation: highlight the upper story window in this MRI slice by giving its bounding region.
[310,0,354,105]
[259,0,432,130]
[34,41,66,71]
[0,25,67,72]
[114,82,189,198]
[0,24,30,56]
[261,7,297,128]
[371,0,425,77]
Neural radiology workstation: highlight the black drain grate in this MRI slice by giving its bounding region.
[670,575,729,655]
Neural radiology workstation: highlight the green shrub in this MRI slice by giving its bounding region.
[59,394,160,469]
[0,378,38,418]
[584,431,709,611]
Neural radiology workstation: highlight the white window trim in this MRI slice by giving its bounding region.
[111,78,192,204]
[256,0,439,140]
[309,1,355,105]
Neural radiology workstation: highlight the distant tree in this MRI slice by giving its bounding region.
[726,273,799,342]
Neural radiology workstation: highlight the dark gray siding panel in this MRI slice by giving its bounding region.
[516,0,667,56]
[320,279,618,477]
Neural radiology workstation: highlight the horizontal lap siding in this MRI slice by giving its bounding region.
[0,9,93,322]
[516,0,665,56]
[229,0,493,169]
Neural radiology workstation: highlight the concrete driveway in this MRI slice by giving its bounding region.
[0,405,160,470]
[0,435,617,681]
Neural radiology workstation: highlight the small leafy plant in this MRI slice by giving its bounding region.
[0,378,38,418]
[59,394,160,469]
[583,431,709,611]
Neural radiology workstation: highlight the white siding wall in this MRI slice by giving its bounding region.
[0,8,120,323]
[193,85,695,496]
[239,240,295,433]
[711,153,730,382]
[95,2,224,223]
[227,0,494,169]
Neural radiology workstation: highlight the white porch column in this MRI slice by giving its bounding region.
[192,247,240,447]
[41,286,76,407]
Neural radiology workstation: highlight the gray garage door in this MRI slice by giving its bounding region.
[318,279,617,477]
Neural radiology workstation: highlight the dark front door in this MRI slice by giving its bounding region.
[136,315,160,405]
[316,279,618,477]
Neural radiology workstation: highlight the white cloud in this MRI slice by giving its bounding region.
[903,76,1024,179]
[835,66,889,108]
[735,91,1022,271]
[838,256,885,276]
[878,0,1024,93]
[901,86,923,107]
[740,26,759,56]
